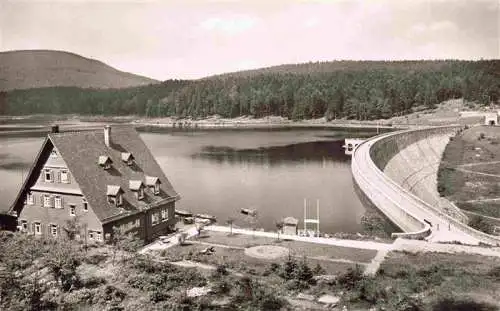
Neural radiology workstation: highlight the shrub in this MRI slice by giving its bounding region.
[479,132,486,140]
[468,216,494,234]
[337,265,364,290]
[432,297,497,311]
[488,266,500,279]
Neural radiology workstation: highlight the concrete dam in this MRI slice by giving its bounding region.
[352,126,500,246]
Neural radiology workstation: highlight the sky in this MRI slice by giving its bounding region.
[1,0,499,80]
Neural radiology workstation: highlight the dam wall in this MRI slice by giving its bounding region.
[353,126,500,245]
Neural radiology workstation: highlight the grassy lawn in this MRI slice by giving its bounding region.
[196,231,378,263]
[438,125,500,222]
[160,240,363,276]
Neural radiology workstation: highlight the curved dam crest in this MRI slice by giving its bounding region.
[353,126,500,246]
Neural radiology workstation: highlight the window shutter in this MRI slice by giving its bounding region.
[57,172,61,183]
[41,195,45,207]
[31,223,35,234]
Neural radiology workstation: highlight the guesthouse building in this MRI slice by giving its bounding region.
[8,125,179,243]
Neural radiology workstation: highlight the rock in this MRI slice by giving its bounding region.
[186,286,212,298]
[317,294,340,306]
[313,274,337,282]
[296,293,315,301]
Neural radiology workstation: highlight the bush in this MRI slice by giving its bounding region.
[488,266,500,279]
[468,216,494,234]
[432,297,497,311]
[337,265,364,290]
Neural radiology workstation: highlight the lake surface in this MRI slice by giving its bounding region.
[0,127,376,234]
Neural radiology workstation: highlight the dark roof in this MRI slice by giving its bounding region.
[48,126,179,222]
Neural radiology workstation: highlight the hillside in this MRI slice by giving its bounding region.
[0,50,159,91]
[2,60,499,119]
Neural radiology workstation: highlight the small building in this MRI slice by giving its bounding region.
[484,113,499,126]
[343,138,365,155]
[8,125,180,244]
[282,216,299,235]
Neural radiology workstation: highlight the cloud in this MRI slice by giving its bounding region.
[200,16,257,35]
[429,20,458,32]
[304,17,321,28]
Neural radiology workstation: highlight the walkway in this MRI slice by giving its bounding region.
[204,225,392,251]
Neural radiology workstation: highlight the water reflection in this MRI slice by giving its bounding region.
[193,140,348,166]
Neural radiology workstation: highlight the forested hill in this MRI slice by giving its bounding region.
[0,50,158,91]
[1,60,499,120]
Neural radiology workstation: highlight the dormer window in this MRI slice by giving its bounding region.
[121,153,135,166]
[107,185,124,207]
[129,180,145,200]
[98,156,113,170]
[145,176,161,195]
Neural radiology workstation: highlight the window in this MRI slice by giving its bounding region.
[44,169,53,182]
[154,183,160,195]
[34,222,41,235]
[50,150,58,157]
[50,224,57,237]
[96,232,102,241]
[134,219,140,228]
[43,195,53,208]
[138,187,144,200]
[27,192,34,205]
[60,170,70,183]
[69,205,76,216]
[54,196,62,209]
[117,194,123,206]
[161,209,168,221]
[89,231,94,240]
[151,213,159,225]
[83,200,88,211]
[20,220,28,232]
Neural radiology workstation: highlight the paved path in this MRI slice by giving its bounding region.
[139,226,199,254]
[458,160,500,168]
[204,225,392,251]
[456,167,500,178]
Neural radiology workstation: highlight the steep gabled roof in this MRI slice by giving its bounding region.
[98,155,112,165]
[121,152,134,162]
[145,176,160,186]
[129,180,143,191]
[47,126,179,222]
[107,185,123,196]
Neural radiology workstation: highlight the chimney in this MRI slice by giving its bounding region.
[51,125,59,133]
[104,125,111,147]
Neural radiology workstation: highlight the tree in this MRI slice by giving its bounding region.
[108,227,142,266]
[275,220,284,241]
[44,240,82,292]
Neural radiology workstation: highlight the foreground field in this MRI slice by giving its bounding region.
[1,230,499,310]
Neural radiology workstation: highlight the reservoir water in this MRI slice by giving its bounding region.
[0,127,376,234]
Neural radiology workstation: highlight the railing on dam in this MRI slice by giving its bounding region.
[353,126,500,246]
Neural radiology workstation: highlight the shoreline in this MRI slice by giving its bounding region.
[0,114,404,132]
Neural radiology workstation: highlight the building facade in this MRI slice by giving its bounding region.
[9,125,179,244]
